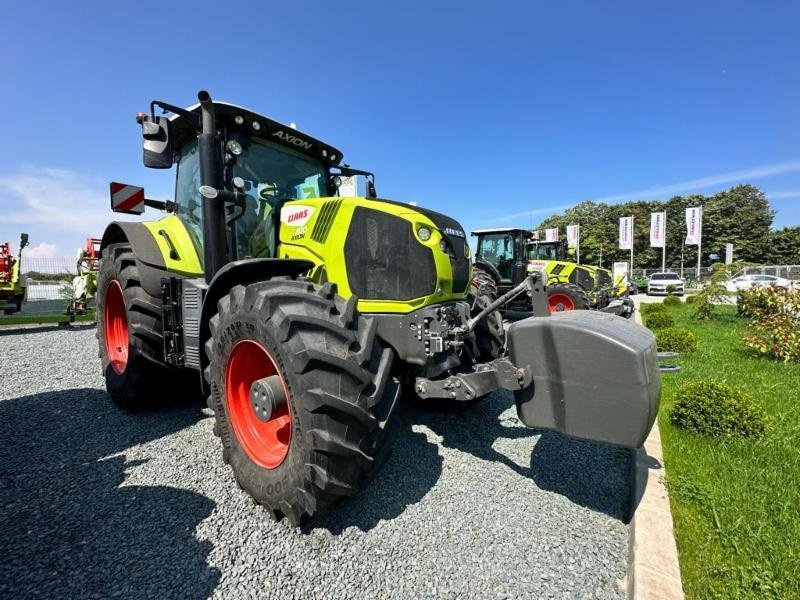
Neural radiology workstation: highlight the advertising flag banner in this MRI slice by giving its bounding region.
[685,207,702,245]
[545,228,559,242]
[566,224,579,249]
[619,216,633,250]
[650,212,665,247]
[530,230,540,241]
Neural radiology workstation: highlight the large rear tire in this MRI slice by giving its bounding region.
[546,282,590,312]
[205,279,400,525]
[96,243,172,409]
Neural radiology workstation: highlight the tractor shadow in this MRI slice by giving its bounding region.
[408,392,632,521]
[305,402,444,534]
[0,388,220,600]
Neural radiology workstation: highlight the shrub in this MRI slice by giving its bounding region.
[670,381,768,439]
[685,294,698,305]
[742,313,800,363]
[663,295,681,307]
[644,311,675,329]
[693,263,734,320]
[666,284,677,295]
[737,285,800,319]
[640,302,667,316]
[655,327,698,353]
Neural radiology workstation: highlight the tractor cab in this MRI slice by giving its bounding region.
[114,98,376,278]
[529,239,569,261]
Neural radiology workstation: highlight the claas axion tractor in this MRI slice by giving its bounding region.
[96,91,660,524]
[471,228,634,318]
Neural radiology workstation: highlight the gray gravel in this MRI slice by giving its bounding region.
[0,324,631,599]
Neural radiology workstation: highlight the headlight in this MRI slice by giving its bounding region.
[226,140,242,155]
[417,226,432,241]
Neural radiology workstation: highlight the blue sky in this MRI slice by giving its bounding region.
[1,0,799,258]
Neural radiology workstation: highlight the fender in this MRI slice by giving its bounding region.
[198,258,314,383]
[100,222,169,297]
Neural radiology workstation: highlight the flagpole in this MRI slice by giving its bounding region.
[662,211,667,272]
[696,207,702,280]
[630,216,634,277]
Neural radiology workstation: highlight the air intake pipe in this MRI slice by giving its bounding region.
[197,90,226,281]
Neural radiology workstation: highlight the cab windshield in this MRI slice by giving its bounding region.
[233,138,328,258]
[174,137,329,262]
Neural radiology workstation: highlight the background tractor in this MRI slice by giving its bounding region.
[0,233,29,315]
[471,228,634,318]
[95,91,660,524]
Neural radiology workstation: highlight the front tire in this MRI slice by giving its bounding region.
[469,269,505,360]
[205,279,400,525]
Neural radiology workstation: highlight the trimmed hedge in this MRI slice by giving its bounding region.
[655,327,698,353]
[644,311,675,329]
[640,302,668,315]
[663,295,681,307]
[670,381,768,439]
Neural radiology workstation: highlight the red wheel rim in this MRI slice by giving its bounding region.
[548,292,576,312]
[104,280,129,375]
[225,340,292,469]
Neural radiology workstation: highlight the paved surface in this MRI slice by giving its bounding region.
[0,325,631,599]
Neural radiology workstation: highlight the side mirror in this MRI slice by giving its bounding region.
[137,114,173,169]
[19,233,29,250]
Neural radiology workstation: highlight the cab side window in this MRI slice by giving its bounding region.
[175,140,203,250]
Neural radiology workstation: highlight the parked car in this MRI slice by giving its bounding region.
[647,272,685,296]
[724,273,794,292]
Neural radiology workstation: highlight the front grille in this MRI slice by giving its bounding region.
[344,207,436,301]
[569,267,595,291]
[442,234,470,294]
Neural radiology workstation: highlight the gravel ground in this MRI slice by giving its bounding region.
[0,324,631,599]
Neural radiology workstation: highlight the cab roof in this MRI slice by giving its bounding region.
[470,228,531,235]
[168,101,344,168]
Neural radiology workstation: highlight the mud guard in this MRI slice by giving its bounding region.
[507,311,660,448]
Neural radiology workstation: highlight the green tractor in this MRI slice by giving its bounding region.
[471,228,634,318]
[95,91,660,524]
[0,233,29,315]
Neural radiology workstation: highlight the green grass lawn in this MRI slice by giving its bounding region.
[657,303,800,599]
[0,311,96,326]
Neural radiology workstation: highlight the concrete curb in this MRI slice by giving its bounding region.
[627,307,684,600]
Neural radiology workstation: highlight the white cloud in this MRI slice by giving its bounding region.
[593,159,800,204]
[22,242,59,258]
[491,203,576,223]
[0,167,136,236]
[489,158,800,224]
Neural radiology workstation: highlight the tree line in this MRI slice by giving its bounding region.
[535,184,800,269]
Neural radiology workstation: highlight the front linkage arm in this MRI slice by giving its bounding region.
[415,270,548,402]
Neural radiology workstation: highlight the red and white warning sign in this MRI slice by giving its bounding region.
[110,182,145,214]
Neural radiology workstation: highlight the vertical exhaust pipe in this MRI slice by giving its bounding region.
[197,90,226,282]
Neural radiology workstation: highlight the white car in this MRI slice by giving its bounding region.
[647,272,685,296]
[724,273,793,292]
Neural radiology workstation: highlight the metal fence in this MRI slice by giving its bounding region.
[18,257,77,313]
